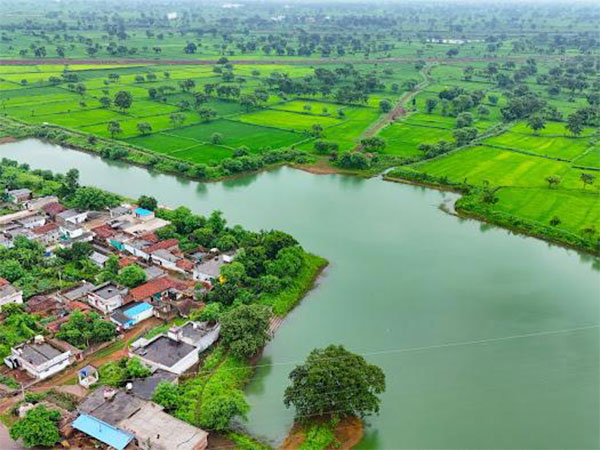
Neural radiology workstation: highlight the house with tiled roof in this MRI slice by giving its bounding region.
[42,202,68,219]
[0,278,23,307]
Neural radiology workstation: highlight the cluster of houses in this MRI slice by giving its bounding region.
[0,192,238,449]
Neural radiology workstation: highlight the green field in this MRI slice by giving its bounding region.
[483,131,593,161]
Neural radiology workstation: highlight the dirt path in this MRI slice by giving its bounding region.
[353,64,433,151]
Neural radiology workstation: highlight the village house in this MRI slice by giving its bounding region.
[133,207,155,221]
[6,188,32,204]
[168,321,220,353]
[42,202,67,219]
[73,388,208,450]
[31,222,60,247]
[25,195,59,212]
[120,401,208,450]
[128,369,177,401]
[58,222,94,246]
[129,276,194,320]
[89,251,109,268]
[87,282,128,314]
[56,209,88,226]
[17,214,46,229]
[130,333,199,375]
[0,277,23,306]
[110,301,154,330]
[193,253,234,282]
[5,336,71,380]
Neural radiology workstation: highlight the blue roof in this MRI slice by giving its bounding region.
[124,302,153,318]
[73,414,133,450]
[133,207,152,216]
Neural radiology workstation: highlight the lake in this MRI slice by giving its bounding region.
[2,139,599,449]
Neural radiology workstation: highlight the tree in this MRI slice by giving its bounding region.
[184,42,197,54]
[198,107,217,123]
[71,186,120,210]
[220,304,271,359]
[137,195,158,211]
[452,127,478,146]
[425,98,438,114]
[169,112,185,127]
[360,137,386,152]
[545,175,561,189]
[117,264,146,287]
[179,79,196,92]
[580,173,595,189]
[379,99,393,113]
[284,345,385,421]
[56,310,116,349]
[527,115,546,135]
[566,112,584,136]
[152,381,181,411]
[456,112,474,128]
[107,121,122,138]
[211,133,224,145]
[113,91,133,111]
[99,96,111,108]
[136,122,152,135]
[239,94,257,112]
[10,405,61,448]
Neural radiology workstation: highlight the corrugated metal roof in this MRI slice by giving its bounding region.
[73,414,133,450]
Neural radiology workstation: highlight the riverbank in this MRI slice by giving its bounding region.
[383,170,600,256]
[281,416,364,449]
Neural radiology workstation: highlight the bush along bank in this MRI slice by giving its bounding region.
[385,168,600,255]
[0,116,314,181]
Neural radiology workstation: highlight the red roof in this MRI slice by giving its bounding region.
[0,278,9,287]
[129,276,189,301]
[146,239,179,254]
[42,202,67,217]
[139,232,159,243]
[176,259,194,271]
[67,301,91,311]
[33,222,57,235]
[92,224,117,239]
[119,256,137,268]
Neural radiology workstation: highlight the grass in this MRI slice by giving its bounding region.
[259,253,328,316]
[409,145,581,188]
[378,122,454,157]
[574,146,600,169]
[493,187,600,236]
[483,131,593,161]
[235,109,342,131]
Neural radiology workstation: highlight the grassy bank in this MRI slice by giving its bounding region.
[259,253,328,316]
[385,167,600,255]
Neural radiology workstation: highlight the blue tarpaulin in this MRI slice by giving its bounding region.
[73,414,134,450]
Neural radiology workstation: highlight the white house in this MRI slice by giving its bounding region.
[130,334,198,375]
[56,209,88,226]
[5,337,71,380]
[168,321,220,353]
[6,188,32,204]
[87,282,128,314]
[0,278,23,307]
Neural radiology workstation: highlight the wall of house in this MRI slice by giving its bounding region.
[16,351,71,380]
[0,290,23,306]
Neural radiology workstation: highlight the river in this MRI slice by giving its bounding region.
[1,139,599,449]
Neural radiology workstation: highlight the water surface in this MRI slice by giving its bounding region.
[2,139,599,449]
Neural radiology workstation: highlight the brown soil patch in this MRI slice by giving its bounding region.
[280,416,363,450]
[0,137,17,145]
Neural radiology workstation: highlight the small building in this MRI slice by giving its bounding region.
[25,295,60,316]
[56,209,88,226]
[150,248,181,271]
[31,222,60,246]
[60,282,95,302]
[89,251,109,268]
[129,369,177,401]
[193,255,231,282]
[109,205,132,219]
[17,215,46,229]
[42,202,68,219]
[87,282,127,314]
[133,208,155,221]
[120,402,208,450]
[5,337,71,380]
[168,321,220,353]
[0,278,23,307]
[74,388,143,450]
[25,196,59,212]
[110,302,154,330]
[6,188,32,204]
[130,334,198,375]
[144,265,165,281]
[78,365,99,389]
